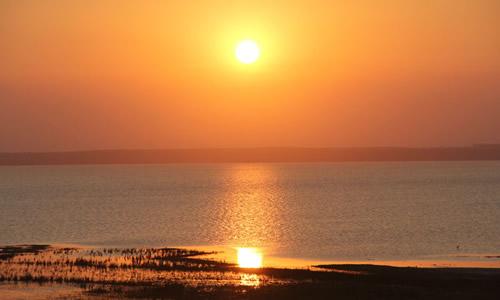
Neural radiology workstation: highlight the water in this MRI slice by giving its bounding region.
[1,162,499,263]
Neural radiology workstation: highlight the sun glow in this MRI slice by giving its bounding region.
[237,248,263,268]
[235,40,260,64]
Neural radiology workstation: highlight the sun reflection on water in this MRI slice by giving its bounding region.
[240,273,261,286]
[237,248,263,268]
[237,248,263,286]
[213,164,283,256]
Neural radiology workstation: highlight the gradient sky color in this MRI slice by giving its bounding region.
[1,0,499,151]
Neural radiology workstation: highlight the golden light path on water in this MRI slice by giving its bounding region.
[225,165,282,251]
[186,165,344,284]
[215,165,282,285]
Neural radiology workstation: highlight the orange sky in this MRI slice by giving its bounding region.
[1,0,499,151]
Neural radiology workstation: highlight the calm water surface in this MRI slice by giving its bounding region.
[1,162,499,263]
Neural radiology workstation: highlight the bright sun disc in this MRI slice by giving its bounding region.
[235,40,260,64]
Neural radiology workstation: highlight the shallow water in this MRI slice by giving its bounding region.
[1,162,499,263]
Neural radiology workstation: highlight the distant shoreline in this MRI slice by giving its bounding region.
[1,145,500,165]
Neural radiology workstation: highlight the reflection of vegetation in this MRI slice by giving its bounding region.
[1,245,500,299]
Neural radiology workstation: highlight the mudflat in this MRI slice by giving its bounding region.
[1,245,499,299]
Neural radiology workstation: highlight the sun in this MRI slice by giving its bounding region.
[235,40,260,64]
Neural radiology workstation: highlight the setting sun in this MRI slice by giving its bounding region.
[237,248,263,268]
[235,40,260,64]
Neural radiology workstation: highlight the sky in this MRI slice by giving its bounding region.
[1,0,499,152]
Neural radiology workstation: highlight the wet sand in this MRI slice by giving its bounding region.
[1,245,500,299]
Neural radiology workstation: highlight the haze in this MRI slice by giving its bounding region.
[1,0,499,152]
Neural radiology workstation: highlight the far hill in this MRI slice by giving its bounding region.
[1,145,500,165]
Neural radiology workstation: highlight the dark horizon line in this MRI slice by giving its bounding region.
[1,143,500,154]
[1,145,500,165]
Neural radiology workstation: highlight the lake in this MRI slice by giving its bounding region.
[1,162,499,265]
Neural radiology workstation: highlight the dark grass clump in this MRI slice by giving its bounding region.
[0,245,50,260]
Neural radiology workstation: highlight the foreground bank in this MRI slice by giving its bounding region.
[0,245,499,299]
